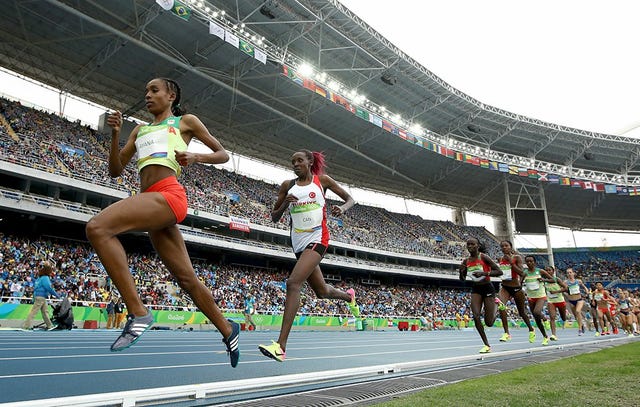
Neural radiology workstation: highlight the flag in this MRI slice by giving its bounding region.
[548,174,559,184]
[170,1,191,21]
[617,186,629,195]
[604,184,617,194]
[561,177,571,186]
[592,183,604,192]
[414,137,424,147]
[509,165,518,175]
[254,48,267,64]
[488,161,499,171]
[498,163,509,173]
[571,179,583,188]
[370,114,383,128]
[630,187,639,196]
[455,152,465,161]
[225,31,240,49]
[518,168,528,177]
[382,120,393,132]
[538,172,548,181]
[528,169,538,179]
[209,21,224,39]
[355,107,369,121]
[302,78,316,92]
[314,85,327,98]
[480,159,489,169]
[582,181,593,190]
[239,39,255,57]
[398,129,408,140]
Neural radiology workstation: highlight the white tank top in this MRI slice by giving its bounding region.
[288,175,329,253]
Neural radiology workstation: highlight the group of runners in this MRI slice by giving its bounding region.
[460,237,640,353]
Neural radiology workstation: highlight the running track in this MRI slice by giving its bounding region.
[0,327,635,406]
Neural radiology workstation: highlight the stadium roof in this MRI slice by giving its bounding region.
[2,0,640,231]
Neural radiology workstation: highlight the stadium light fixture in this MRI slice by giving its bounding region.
[297,63,314,77]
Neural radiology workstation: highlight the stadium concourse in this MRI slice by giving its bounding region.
[1,0,640,406]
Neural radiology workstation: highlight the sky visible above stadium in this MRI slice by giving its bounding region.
[1,1,639,249]
[338,0,640,139]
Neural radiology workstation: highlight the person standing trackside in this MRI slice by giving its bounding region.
[459,237,503,354]
[243,294,257,331]
[23,261,60,330]
[106,297,116,329]
[114,297,126,329]
[258,150,359,362]
[85,77,240,367]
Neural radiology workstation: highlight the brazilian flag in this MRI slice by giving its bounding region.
[171,1,191,21]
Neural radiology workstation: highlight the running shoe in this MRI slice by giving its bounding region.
[603,330,611,336]
[594,331,600,337]
[499,333,512,342]
[549,334,558,341]
[495,298,507,311]
[528,331,536,343]
[578,329,583,336]
[541,337,549,346]
[613,328,619,335]
[479,345,491,354]
[110,311,153,352]
[346,288,360,318]
[222,319,240,368]
[258,340,286,362]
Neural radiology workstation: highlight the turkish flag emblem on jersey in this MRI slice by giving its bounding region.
[309,191,316,198]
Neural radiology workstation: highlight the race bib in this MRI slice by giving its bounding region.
[526,281,540,291]
[290,203,323,232]
[500,265,512,281]
[568,285,580,295]
[137,127,169,159]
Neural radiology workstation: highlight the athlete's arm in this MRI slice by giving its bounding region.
[319,174,355,216]
[176,114,229,166]
[481,253,503,277]
[106,111,140,177]
[459,259,468,281]
[271,180,296,223]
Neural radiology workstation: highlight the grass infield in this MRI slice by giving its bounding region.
[376,341,640,407]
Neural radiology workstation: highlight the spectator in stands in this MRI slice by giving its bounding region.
[459,237,503,354]
[84,78,240,367]
[22,261,60,330]
[258,150,358,362]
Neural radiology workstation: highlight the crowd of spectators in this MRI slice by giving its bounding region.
[0,96,499,260]
[2,233,639,323]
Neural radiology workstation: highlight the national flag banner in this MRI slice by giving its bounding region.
[528,169,538,179]
[560,177,570,185]
[604,184,617,194]
[548,174,560,184]
[617,186,629,195]
[414,137,424,147]
[382,120,394,133]
[455,152,465,161]
[282,65,290,76]
[630,187,639,196]
[571,179,583,188]
[254,48,267,64]
[582,181,593,190]
[446,148,455,158]
[156,0,174,10]
[229,216,250,232]
[538,172,548,181]
[209,20,225,39]
[498,163,509,173]
[225,31,240,49]
[470,156,480,166]
[429,142,438,152]
[355,107,369,121]
[518,168,528,177]
[302,78,316,92]
[398,129,408,140]
[489,161,499,171]
[314,85,327,98]
[169,0,191,21]
[592,183,604,192]
[404,132,415,143]
[480,159,489,169]
[239,39,255,57]
[509,165,518,175]
[370,114,383,128]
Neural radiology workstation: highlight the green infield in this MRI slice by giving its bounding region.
[377,341,640,407]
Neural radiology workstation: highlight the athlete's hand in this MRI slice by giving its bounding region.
[331,205,344,216]
[174,150,196,166]
[285,194,298,203]
[107,111,122,133]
